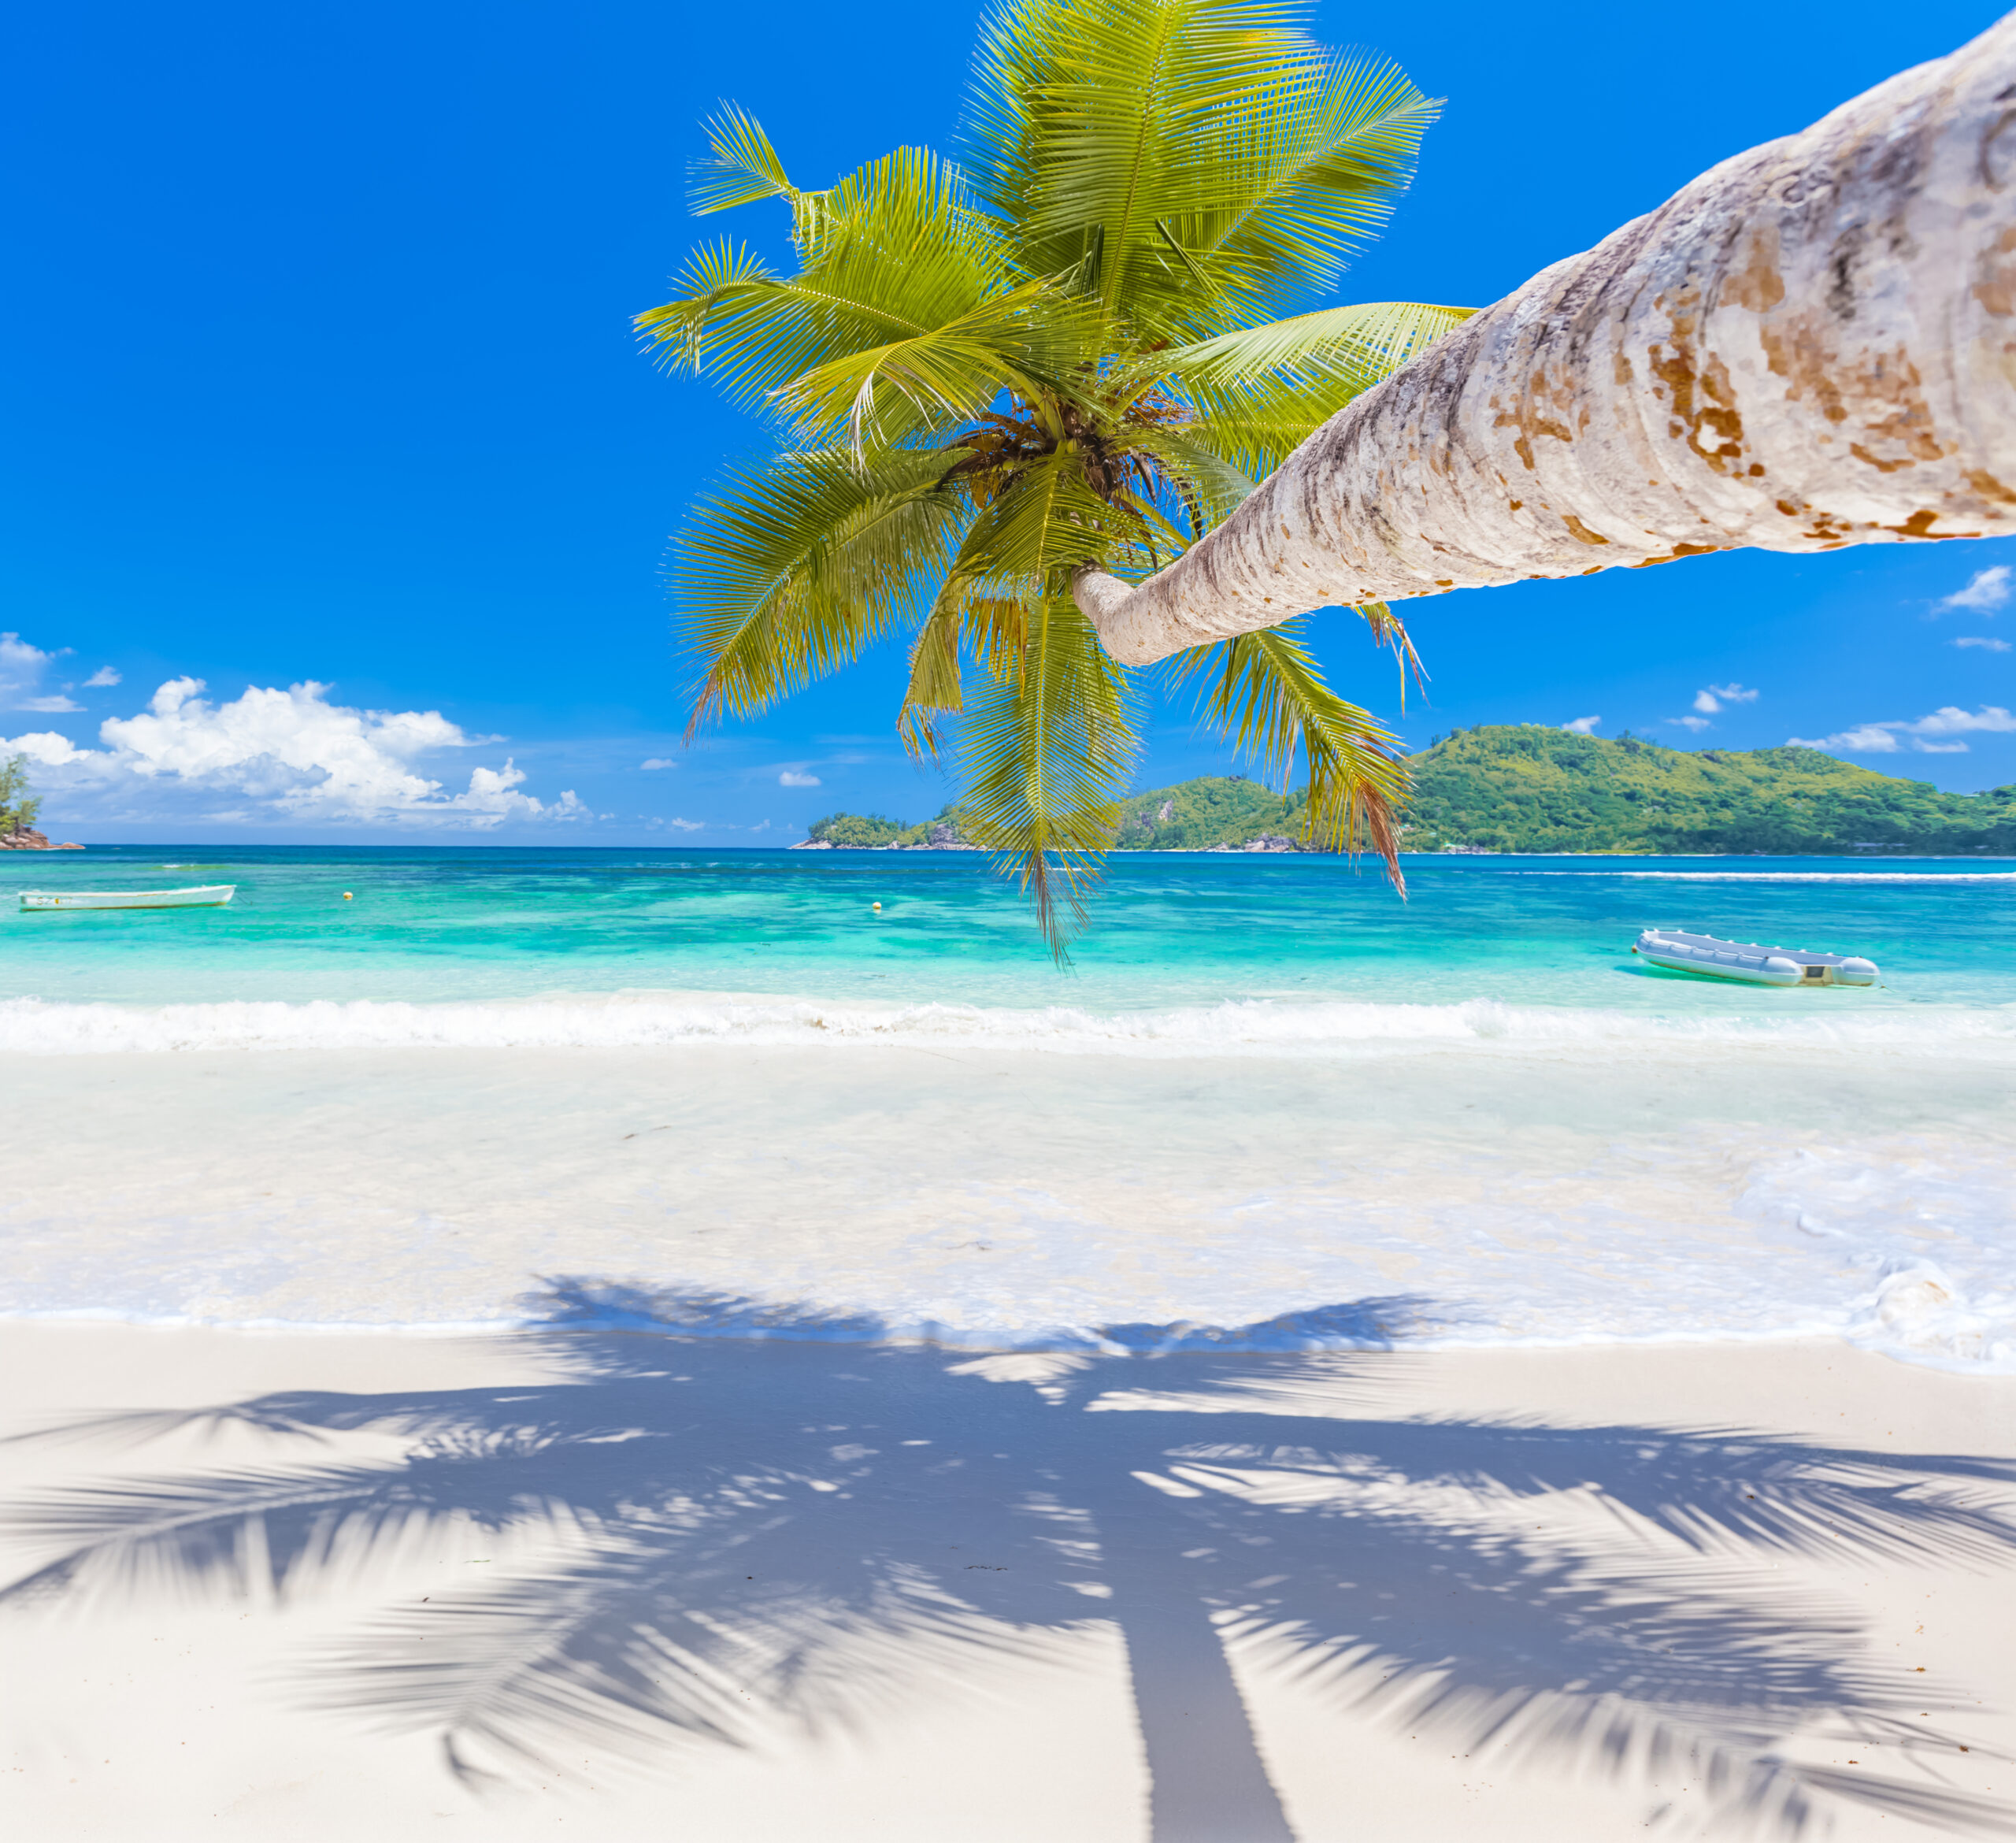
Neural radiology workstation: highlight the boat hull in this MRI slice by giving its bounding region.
[19,885,236,911]
[1633,928,1877,986]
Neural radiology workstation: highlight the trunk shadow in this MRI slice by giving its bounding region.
[6,1292,2013,1839]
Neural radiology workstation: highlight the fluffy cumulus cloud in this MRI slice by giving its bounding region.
[778,768,822,786]
[83,666,121,688]
[2,677,586,828]
[639,757,678,770]
[1788,705,2016,755]
[1938,566,2011,614]
[1955,636,2011,651]
[0,632,82,714]
[1669,715,1713,732]
[1692,682,1759,715]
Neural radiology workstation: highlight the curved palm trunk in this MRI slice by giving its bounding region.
[1075,13,2016,665]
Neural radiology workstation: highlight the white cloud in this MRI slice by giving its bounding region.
[1786,705,2016,756]
[83,666,121,688]
[1668,715,1713,732]
[1938,566,2011,613]
[1,677,587,828]
[639,757,679,770]
[1561,715,1601,735]
[1692,682,1759,714]
[1908,705,2016,736]
[0,632,79,712]
[1788,722,1902,753]
[778,769,822,786]
[1955,636,2012,651]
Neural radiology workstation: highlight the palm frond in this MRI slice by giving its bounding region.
[977,0,1330,322]
[677,447,966,734]
[896,591,965,761]
[1164,53,1443,323]
[1154,299,1472,395]
[689,105,798,217]
[639,148,1034,427]
[1149,301,1470,477]
[1177,618,1408,883]
[1114,425,1260,537]
[895,564,1043,761]
[961,590,1136,961]
[632,239,776,374]
[950,443,1128,583]
[969,2,1439,337]
[773,275,1100,450]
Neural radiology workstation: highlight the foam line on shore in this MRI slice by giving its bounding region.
[2,992,2013,1057]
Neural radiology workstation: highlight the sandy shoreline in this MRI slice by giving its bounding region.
[2,1322,2010,1840]
[3,1044,2011,1366]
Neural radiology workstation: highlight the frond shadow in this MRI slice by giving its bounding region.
[5,1289,2012,1838]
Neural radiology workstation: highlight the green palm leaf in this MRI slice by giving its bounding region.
[689,106,799,217]
[1177,618,1409,880]
[1154,299,1472,394]
[773,275,1100,449]
[641,147,1038,431]
[962,591,1137,960]
[678,446,965,732]
[897,590,967,761]
[1162,53,1444,325]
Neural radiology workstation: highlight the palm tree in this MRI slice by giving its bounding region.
[1072,12,2016,662]
[639,0,1469,955]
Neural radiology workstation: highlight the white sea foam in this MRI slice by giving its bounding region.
[2,991,2013,1059]
[1532,869,2016,882]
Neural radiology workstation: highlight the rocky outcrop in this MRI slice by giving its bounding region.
[1207,834,1299,854]
[0,829,83,850]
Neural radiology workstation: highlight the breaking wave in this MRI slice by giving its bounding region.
[3,990,2014,1057]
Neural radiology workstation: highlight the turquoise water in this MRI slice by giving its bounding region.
[3,845,2013,1366]
[6,844,2014,1017]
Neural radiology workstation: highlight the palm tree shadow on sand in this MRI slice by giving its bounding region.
[6,1282,2014,1841]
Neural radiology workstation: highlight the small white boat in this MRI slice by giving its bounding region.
[19,884,235,911]
[1634,927,1877,987]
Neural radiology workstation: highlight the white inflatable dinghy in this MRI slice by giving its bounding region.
[19,884,235,911]
[1633,928,1877,987]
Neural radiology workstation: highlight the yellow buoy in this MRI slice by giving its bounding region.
[872,901,883,910]
[343,892,354,900]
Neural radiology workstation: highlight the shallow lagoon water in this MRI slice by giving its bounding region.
[2,847,2011,1370]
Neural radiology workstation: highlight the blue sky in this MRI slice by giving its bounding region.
[3,0,2012,842]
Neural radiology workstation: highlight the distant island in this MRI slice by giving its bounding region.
[0,751,81,849]
[795,727,2016,855]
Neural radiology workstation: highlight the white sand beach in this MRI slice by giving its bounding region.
[3,1322,2010,1841]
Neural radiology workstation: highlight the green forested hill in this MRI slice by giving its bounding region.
[799,729,2016,855]
[805,778,1301,851]
[1400,726,2016,854]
